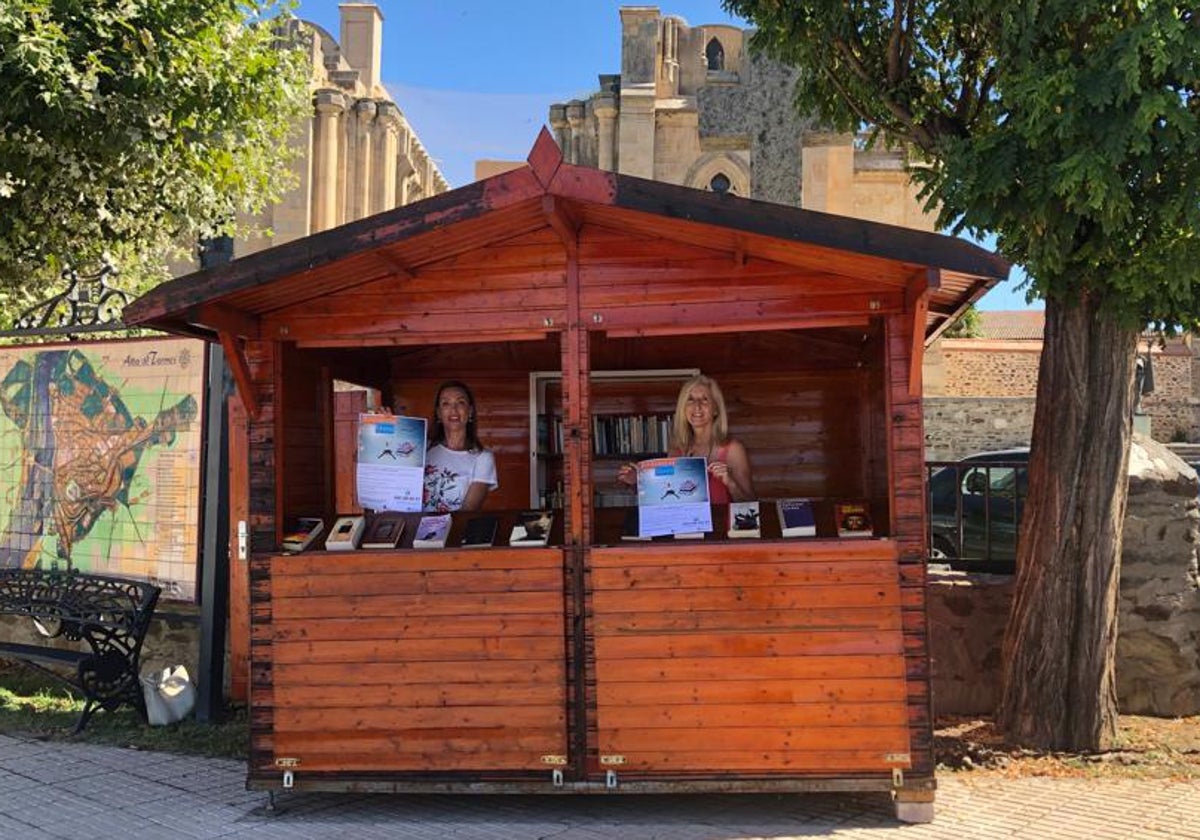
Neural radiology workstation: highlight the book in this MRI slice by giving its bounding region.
[620,507,650,541]
[281,517,324,553]
[509,510,554,547]
[727,501,761,539]
[411,514,452,549]
[835,501,874,538]
[324,515,365,551]
[360,512,406,549]
[776,498,817,538]
[461,514,499,549]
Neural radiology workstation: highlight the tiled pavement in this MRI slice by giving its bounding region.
[2,734,1199,839]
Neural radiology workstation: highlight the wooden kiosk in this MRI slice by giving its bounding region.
[124,131,1007,820]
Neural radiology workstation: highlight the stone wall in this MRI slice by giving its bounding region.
[936,341,1040,397]
[928,435,1200,717]
[922,397,1036,461]
[927,337,1200,444]
[1,604,222,696]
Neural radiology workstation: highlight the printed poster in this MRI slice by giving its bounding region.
[635,456,712,537]
[356,414,426,512]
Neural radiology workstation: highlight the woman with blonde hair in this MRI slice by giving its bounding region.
[618,374,754,502]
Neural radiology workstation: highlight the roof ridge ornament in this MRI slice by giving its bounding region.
[527,127,563,189]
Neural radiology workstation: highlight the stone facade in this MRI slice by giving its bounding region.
[173,3,448,274]
[926,318,1200,445]
[922,397,1037,462]
[548,7,934,227]
[928,435,1200,717]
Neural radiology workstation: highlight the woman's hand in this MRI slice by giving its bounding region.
[616,462,637,488]
[708,460,732,488]
[712,440,756,501]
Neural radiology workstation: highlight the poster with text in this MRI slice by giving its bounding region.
[356,414,427,512]
[635,456,712,537]
[0,338,206,600]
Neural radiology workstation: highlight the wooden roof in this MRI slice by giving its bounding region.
[124,129,1008,346]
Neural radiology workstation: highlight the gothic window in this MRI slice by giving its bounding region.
[705,38,725,72]
[709,173,733,195]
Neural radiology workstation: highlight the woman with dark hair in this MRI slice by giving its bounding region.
[422,380,498,512]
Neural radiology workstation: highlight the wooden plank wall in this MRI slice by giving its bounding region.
[249,550,567,777]
[885,311,934,784]
[590,541,910,774]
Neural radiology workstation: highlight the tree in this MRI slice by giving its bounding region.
[725,0,1200,750]
[0,0,309,311]
[942,305,982,339]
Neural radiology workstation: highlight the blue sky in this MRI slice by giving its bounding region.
[295,1,1035,311]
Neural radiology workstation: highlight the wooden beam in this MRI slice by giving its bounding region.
[541,195,581,258]
[192,303,260,339]
[217,330,261,420]
[294,329,552,348]
[606,314,871,338]
[906,274,932,397]
[371,248,415,280]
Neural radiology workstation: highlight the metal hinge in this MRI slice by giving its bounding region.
[892,768,904,788]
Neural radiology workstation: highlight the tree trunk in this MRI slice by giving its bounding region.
[995,294,1138,751]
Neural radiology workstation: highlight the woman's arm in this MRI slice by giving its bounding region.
[712,439,755,501]
[460,481,491,511]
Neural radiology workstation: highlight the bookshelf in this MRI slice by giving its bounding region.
[528,369,698,507]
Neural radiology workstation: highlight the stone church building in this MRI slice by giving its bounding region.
[175,3,448,273]
[547,7,933,232]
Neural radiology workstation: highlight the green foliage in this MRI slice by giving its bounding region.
[0,0,310,299]
[725,1,1200,329]
[943,306,983,338]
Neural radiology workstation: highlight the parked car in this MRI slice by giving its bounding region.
[927,448,1029,573]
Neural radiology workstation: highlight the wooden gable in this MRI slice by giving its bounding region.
[124,129,1008,347]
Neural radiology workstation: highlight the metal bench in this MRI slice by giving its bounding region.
[0,568,161,732]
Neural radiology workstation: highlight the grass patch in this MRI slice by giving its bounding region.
[0,663,247,760]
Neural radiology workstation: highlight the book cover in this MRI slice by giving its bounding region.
[360,512,406,549]
[835,501,874,538]
[775,498,817,538]
[324,515,366,551]
[727,500,761,538]
[509,510,554,547]
[411,513,452,549]
[281,517,324,553]
[620,507,650,541]
[461,514,499,549]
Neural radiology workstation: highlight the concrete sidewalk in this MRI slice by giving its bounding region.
[1,733,1198,839]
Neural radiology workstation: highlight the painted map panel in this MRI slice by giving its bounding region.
[0,338,205,600]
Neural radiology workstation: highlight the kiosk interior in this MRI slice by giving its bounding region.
[124,131,1008,822]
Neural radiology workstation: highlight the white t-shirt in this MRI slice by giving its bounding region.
[423,444,498,512]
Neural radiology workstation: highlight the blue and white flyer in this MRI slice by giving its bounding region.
[356,414,427,512]
[635,456,712,537]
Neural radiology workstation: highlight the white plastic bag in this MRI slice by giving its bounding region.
[141,665,197,726]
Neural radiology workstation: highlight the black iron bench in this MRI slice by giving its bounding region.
[0,568,161,732]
